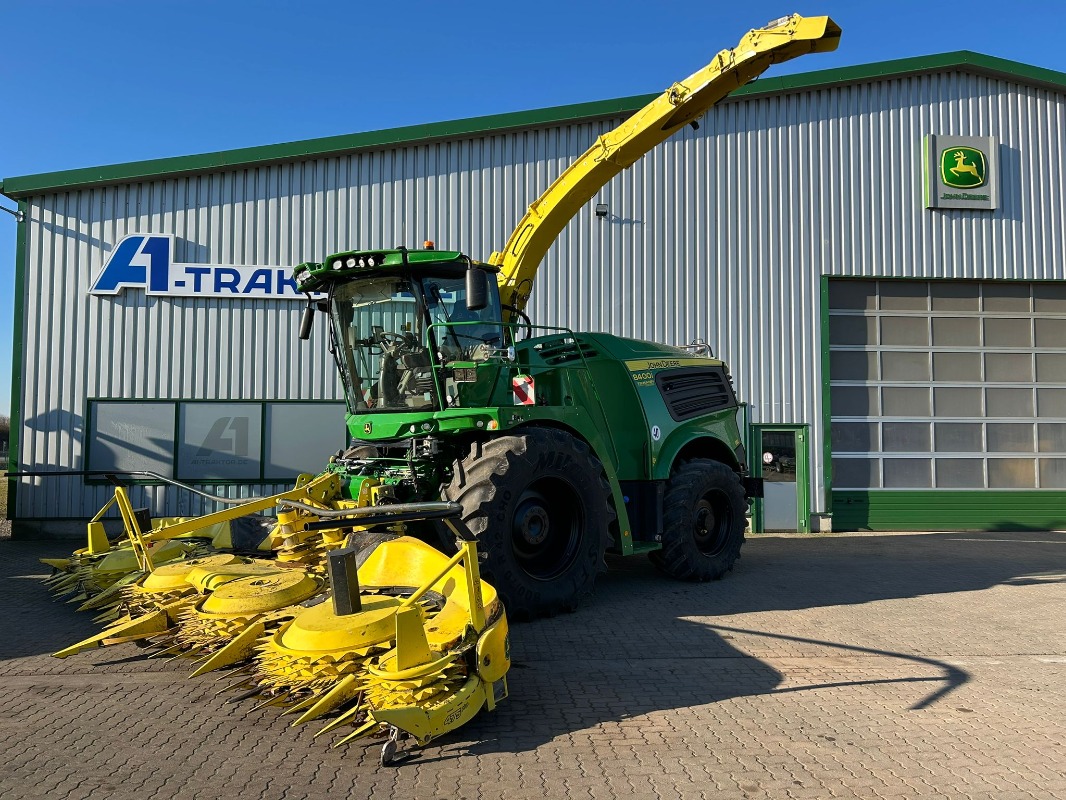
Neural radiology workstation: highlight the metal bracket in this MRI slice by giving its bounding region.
[0,205,24,223]
[380,725,402,766]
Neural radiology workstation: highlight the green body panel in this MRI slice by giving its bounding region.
[833,490,1066,531]
[579,335,743,480]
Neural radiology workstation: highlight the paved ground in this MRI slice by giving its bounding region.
[1,530,1064,800]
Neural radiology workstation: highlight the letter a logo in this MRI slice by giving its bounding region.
[196,417,250,457]
[90,234,173,295]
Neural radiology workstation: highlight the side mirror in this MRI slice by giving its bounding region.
[466,267,488,312]
[298,304,315,340]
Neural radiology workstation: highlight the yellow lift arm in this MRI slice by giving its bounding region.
[489,13,841,311]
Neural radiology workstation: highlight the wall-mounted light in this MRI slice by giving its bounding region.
[0,205,24,223]
[594,203,608,219]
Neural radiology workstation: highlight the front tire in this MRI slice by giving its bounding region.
[443,429,612,619]
[651,459,746,581]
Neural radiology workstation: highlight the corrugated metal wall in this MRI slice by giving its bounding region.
[15,69,1066,520]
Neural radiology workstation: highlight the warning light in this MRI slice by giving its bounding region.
[424,240,435,250]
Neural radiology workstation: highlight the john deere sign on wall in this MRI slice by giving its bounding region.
[923,135,999,210]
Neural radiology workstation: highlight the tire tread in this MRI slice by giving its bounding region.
[652,458,746,582]
[444,428,613,618]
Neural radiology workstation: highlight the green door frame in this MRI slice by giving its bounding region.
[749,423,811,534]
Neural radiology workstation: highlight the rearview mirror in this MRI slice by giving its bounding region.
[298,305,315,340]
[466,267,488,311]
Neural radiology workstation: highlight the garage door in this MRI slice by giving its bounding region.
[829,279,1066,498]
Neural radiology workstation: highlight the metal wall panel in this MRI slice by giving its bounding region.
[15,70,1066,520]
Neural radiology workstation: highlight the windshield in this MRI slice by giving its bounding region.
[423,276,505,360]
[329,272,503,413]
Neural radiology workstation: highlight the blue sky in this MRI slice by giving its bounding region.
[2,0,1065,417]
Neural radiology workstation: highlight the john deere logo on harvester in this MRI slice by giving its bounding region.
[940,146,987,188]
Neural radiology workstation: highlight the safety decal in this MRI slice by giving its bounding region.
[512,375,536,406]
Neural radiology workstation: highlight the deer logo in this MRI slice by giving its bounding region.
[950,151,980,179]
[940,146,987,188]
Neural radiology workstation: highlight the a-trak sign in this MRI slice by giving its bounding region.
[90,234,306,299]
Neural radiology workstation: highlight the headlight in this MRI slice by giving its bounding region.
[345,256,358,268]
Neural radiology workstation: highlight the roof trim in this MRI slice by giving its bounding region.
[4,50,1066,199]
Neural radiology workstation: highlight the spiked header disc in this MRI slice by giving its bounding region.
[278,596,402,652]
[200,571,321,616]
[184,558,286,592]
[139,554,244,592]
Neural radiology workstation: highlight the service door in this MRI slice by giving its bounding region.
[752,424,810,533]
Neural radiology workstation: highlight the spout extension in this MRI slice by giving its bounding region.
[492,13,841,312]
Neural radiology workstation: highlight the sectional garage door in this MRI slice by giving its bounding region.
[828,279,1066,528]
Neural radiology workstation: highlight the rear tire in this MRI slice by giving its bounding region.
[443,429,612,619]
[650,459,746,581]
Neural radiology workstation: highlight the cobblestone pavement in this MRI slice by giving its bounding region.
[2,530,1064,800]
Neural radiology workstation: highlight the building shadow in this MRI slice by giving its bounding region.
[425,624,968,765]
[416,529,1063,760]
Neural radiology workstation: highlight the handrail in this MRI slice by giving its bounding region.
[9,469,274,506]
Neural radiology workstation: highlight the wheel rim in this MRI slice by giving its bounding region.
[511,477,584,581]
[691,488,733,557]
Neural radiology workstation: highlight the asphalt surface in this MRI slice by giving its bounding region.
[1,530,1064,799]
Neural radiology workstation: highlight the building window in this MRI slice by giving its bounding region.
[87,400,347,482]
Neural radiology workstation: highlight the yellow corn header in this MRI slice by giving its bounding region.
[43,470,508,765]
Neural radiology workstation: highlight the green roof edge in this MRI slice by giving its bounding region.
[4,50,1066,199]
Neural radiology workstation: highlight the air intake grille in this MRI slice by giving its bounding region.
[533,338,599,365]
[655,367,735,421]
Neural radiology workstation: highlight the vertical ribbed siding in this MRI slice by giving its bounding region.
[20,170,350,517]
[15,70,1066,519]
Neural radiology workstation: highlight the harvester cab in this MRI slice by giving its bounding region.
[295,248,510,414]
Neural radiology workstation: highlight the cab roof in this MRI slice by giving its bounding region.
[294,247,496,293]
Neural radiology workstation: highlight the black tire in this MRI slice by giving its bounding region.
[650,459,746,581]
[443,428,612,619]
